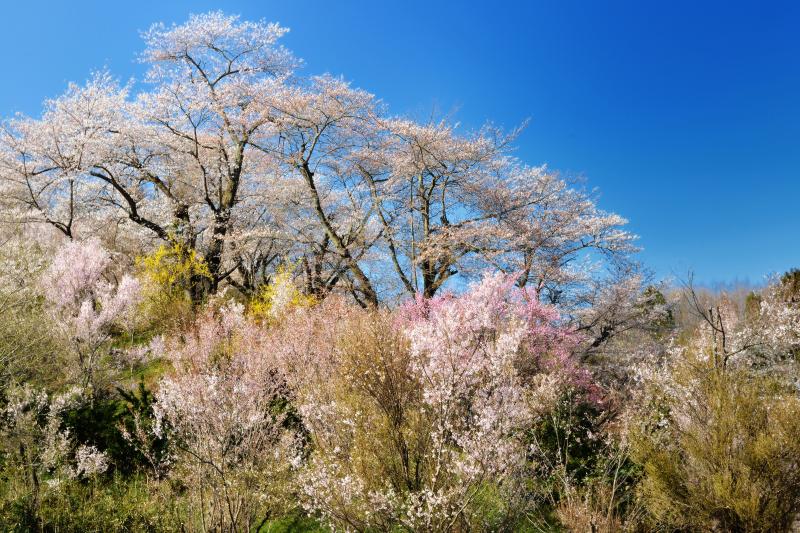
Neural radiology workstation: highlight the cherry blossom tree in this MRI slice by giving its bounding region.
[353,115,638,304]
[254,75,385,305]
[356,119,511,298]
[1,13,297,299]
[0,73,126,240]
[0,10,636,311]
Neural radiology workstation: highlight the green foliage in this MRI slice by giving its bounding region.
[116,381,171,474]
[525,391,643,531]
[0,293,68,393]
[57,382,169,477]
[0,473,179,532]
[744,290,763,322]
[639,285,675,334]
[257,510,330,532]
[529,392,607,489]
[781,268,800,303]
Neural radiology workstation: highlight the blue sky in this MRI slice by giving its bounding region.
[1,0,797,285]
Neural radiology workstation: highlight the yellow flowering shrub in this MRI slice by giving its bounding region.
[248,265,315,322]
[136,243,211,331]
[137,243,211,292]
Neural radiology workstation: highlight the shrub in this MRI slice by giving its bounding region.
[278,273,586,531]
[248,264,316,323]
[136,242,211,332]
[631,349,800,531]
[0,291,67,392]
[138,242,211,294]
[0,472,178,532]
[151,303,300,531]
[40,238,142,390]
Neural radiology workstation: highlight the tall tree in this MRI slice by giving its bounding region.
[0,11,637,311]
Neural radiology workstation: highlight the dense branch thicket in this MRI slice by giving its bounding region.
[1,12,799,533]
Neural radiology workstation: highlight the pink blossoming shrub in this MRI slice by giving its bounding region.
[276,272,589,531]
[43,238,111,312]
[152,303,300,531]
[40,238,141,389]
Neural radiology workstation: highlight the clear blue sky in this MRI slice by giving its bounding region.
[1,0,798,285]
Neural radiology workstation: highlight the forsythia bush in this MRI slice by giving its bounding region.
[136,242,211,330]
[248,265,316,322]
[138,243,211,291]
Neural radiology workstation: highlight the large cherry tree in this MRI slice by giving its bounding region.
[0,10,638,318]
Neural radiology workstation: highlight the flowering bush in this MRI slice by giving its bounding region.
[0,383,111,525]
[626,278,800,531]
[248,264,316,322]
[275,273,588,531]
[137,243,211,292]
[135,242,212,331]
[151,303,300,531]
[40,238,141,388]
[631,349,800,531]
